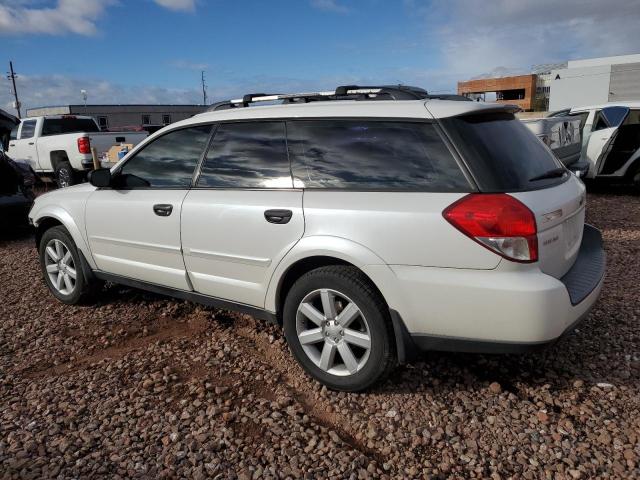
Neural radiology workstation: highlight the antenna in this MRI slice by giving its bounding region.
[7,61,21,118]
[201,70,208,105]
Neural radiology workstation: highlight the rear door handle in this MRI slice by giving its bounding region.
[153,204,173,217]
[264,209,292,224]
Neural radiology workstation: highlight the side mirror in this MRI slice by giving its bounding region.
[88,168,112,188]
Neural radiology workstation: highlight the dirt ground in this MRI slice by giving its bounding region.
[1,187,639,479]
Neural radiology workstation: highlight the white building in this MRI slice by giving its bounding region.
[549,54,640,111]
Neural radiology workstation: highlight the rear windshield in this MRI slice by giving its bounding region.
[41,117,100,136]
[440,113,566,191]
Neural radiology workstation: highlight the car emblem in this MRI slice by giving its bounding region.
[542,209,563,223]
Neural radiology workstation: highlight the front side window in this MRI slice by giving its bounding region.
[288,120,470,191]
[196,122,291,188]
[19,120,37,139]
[9,126,18,140]
[116,124,212,188]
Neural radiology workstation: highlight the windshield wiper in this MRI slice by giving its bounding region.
[529,167,568,182]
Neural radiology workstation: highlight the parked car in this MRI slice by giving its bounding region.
[546,102,640,189]
[0,150,36,227]
[521,115,585,171]
[29,85,606,391]
[8,115,147,188]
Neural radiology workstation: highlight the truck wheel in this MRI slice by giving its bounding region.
[55,161,75,188]
[39,226,99,304]
[283,265,396,392]
[631,164,640,193]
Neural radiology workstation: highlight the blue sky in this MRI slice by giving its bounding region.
[2,0,640,112]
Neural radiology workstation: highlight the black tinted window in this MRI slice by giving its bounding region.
[118,125,211,188]
[197,122,290,188]
[601,106,629,128]
[288,120,469,191]
[9,126,18,140]
[20,120,36,139]
[441,113,565,191]
[41,117,100,136]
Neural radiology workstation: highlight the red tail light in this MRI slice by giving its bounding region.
[443,193,538,263]
[77,136,91,154]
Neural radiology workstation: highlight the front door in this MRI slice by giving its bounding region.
[181,121,304,307]
[585,106,629,177]
[85,124,213,290]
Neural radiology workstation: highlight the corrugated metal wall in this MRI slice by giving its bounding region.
[609,63,640,101]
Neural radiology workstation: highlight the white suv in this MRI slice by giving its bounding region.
[30,86,606,391]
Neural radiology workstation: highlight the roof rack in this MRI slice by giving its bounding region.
[206,85,441,111]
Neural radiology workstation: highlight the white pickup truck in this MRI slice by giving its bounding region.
[8,115,147,187]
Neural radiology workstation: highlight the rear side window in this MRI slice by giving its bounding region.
[287,120,470,191]
[196,122,291,188]
[41,117,100,136]
[117,125,212,188]
[19,120,37,139]
[440,113,564,191]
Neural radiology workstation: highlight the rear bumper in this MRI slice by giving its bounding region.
[385,225,605,357]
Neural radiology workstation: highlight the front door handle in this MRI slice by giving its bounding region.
[264,209,292,224]
[9,143,15,147]
[28,142,35,145]
[153,204,173,217]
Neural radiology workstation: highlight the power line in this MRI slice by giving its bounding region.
[201,70,208,105]
[7,61,21,118]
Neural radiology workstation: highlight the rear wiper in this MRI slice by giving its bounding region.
[529,167,568,182]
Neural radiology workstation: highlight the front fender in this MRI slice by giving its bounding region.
[30,203,96,269]
[264,235,403,315]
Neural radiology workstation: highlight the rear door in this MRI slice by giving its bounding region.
[585,106,629,177]
[85,124,212,289]
[181,121,304,307]
[10,119,40,170]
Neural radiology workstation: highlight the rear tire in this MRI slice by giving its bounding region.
[631,164,640,194]
[283,265,396,391]
[55,161,75,188]
[39,226,98,304]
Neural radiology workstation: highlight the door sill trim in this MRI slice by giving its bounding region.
[94,270,277,323]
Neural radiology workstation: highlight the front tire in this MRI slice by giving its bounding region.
[283,266,396,391]
[39,226,97,304]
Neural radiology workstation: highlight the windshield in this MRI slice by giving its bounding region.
[440,112,566,192]
[41,117,100,136]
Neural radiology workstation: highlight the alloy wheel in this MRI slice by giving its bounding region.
[296,288,371,376]
[44,239,77,295]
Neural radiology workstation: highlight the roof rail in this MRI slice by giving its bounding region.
[206,84,436,111]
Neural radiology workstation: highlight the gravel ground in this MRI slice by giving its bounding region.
[1,188,639,479]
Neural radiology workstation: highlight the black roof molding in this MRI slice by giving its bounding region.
[206,84,458,112]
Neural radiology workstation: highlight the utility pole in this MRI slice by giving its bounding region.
[201,70,208,105]
[7,61,21,118]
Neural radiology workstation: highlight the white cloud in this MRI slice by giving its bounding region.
[153,0,195,12]
[310,0,349,14]
[417,0,640,80]
[0,0,114,36]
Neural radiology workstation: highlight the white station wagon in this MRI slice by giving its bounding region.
[30,86,606,391]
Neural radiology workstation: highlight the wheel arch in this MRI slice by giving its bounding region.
[50,150,70,172]
[32,208,96,269]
